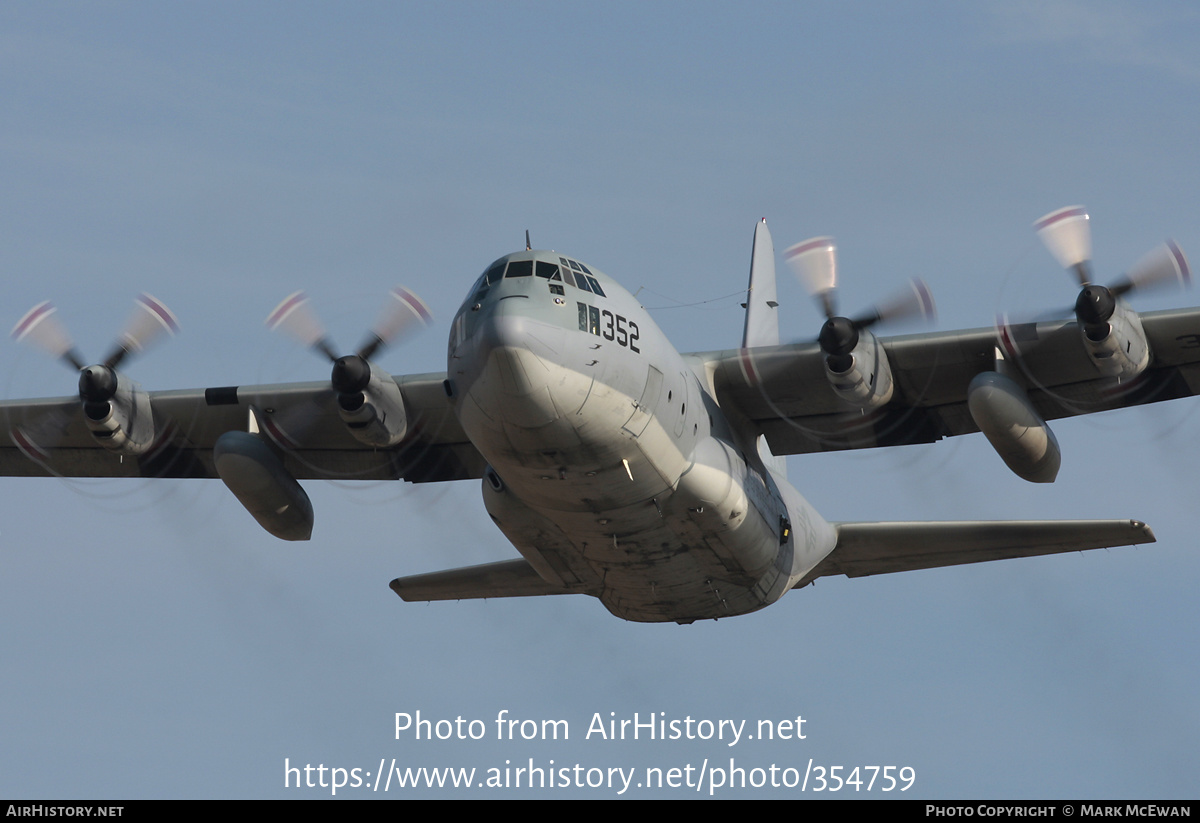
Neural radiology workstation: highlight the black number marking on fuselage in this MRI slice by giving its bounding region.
[578,302,640,353]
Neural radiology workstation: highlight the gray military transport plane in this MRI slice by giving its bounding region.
[2,209,1195,623]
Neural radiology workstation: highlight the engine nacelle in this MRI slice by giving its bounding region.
[214,430,313,541]
[81,372,157,455]
[967,371,1061,483]
[824,330,894,408]
[337,360,409,447]
[1079,302,1150,380]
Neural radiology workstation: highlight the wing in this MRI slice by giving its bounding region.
[796,519,1155,588]
[695,307,1200,456]
[0,372,485,483]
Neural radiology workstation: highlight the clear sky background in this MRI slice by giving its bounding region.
[1,1,1198,799]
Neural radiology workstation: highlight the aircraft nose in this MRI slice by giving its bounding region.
[465,299,566,426]
[477,300,531,353]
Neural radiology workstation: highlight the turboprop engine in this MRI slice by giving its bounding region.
[77,365,158,455]
[329,354,409,447]
[1031,206,1189,381]
[266,287,431,447]
[785,236,934,409]
[11,294,179,458]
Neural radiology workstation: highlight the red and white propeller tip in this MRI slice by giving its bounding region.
[267,291,330,352]
[1035,204,1190,296]
[1034,205,1092,284]
[785,236,838,318]
[785,235,934,329]
[1115,239,1191,295]
[12,293,177,372]
[12,301,78,366]
[107,293,179,368]
[360,287,432,360]
[267,286,432,362]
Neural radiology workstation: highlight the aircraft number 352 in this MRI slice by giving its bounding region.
[578,302,640,353]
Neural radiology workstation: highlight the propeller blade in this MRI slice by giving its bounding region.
[12,301,85,370]
[784,237,838,318]
[1034,205,1093,285]
[1110,239,1191,297]
[854,278,936,330]
[104,293,179,369]
[357,287,432,360]
[266,291,338,362]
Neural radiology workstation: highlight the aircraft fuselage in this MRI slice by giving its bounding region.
[446,251,836,623]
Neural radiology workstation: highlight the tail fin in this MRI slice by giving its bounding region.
[741,219,786,478]
[742,218,780,348]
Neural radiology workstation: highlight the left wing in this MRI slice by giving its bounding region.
[0,372,485,483]
[694,307,1200,457]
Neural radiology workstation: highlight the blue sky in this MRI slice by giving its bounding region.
[1,1,1198,798]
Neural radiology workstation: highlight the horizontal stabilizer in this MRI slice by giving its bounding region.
[797,519,1154,586]
[390,558,579,601]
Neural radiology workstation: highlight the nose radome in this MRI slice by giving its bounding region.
[472,304,562,427]
[479,304,531,352]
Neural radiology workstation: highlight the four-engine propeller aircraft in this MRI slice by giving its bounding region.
[2,209,1195,623]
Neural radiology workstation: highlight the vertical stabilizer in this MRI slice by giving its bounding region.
[741,219,786,478]
[742,218,780,348]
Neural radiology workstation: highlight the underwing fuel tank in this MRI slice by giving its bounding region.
[214,431,314,541]
[967,371,1061,484]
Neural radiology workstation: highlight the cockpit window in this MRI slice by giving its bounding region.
[585,276,605,296]
[505,261,533,278]
[484,262,506,285]
[536,262,561,280]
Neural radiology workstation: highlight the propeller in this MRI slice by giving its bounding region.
[267,286,430,380]
[9,294,179,466]
[265,286,431,433]
[784,236,935,366]
[12,294,178,404]
[1033,205,1190,334]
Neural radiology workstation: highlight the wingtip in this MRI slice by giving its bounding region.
[1131,519,1156,543]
